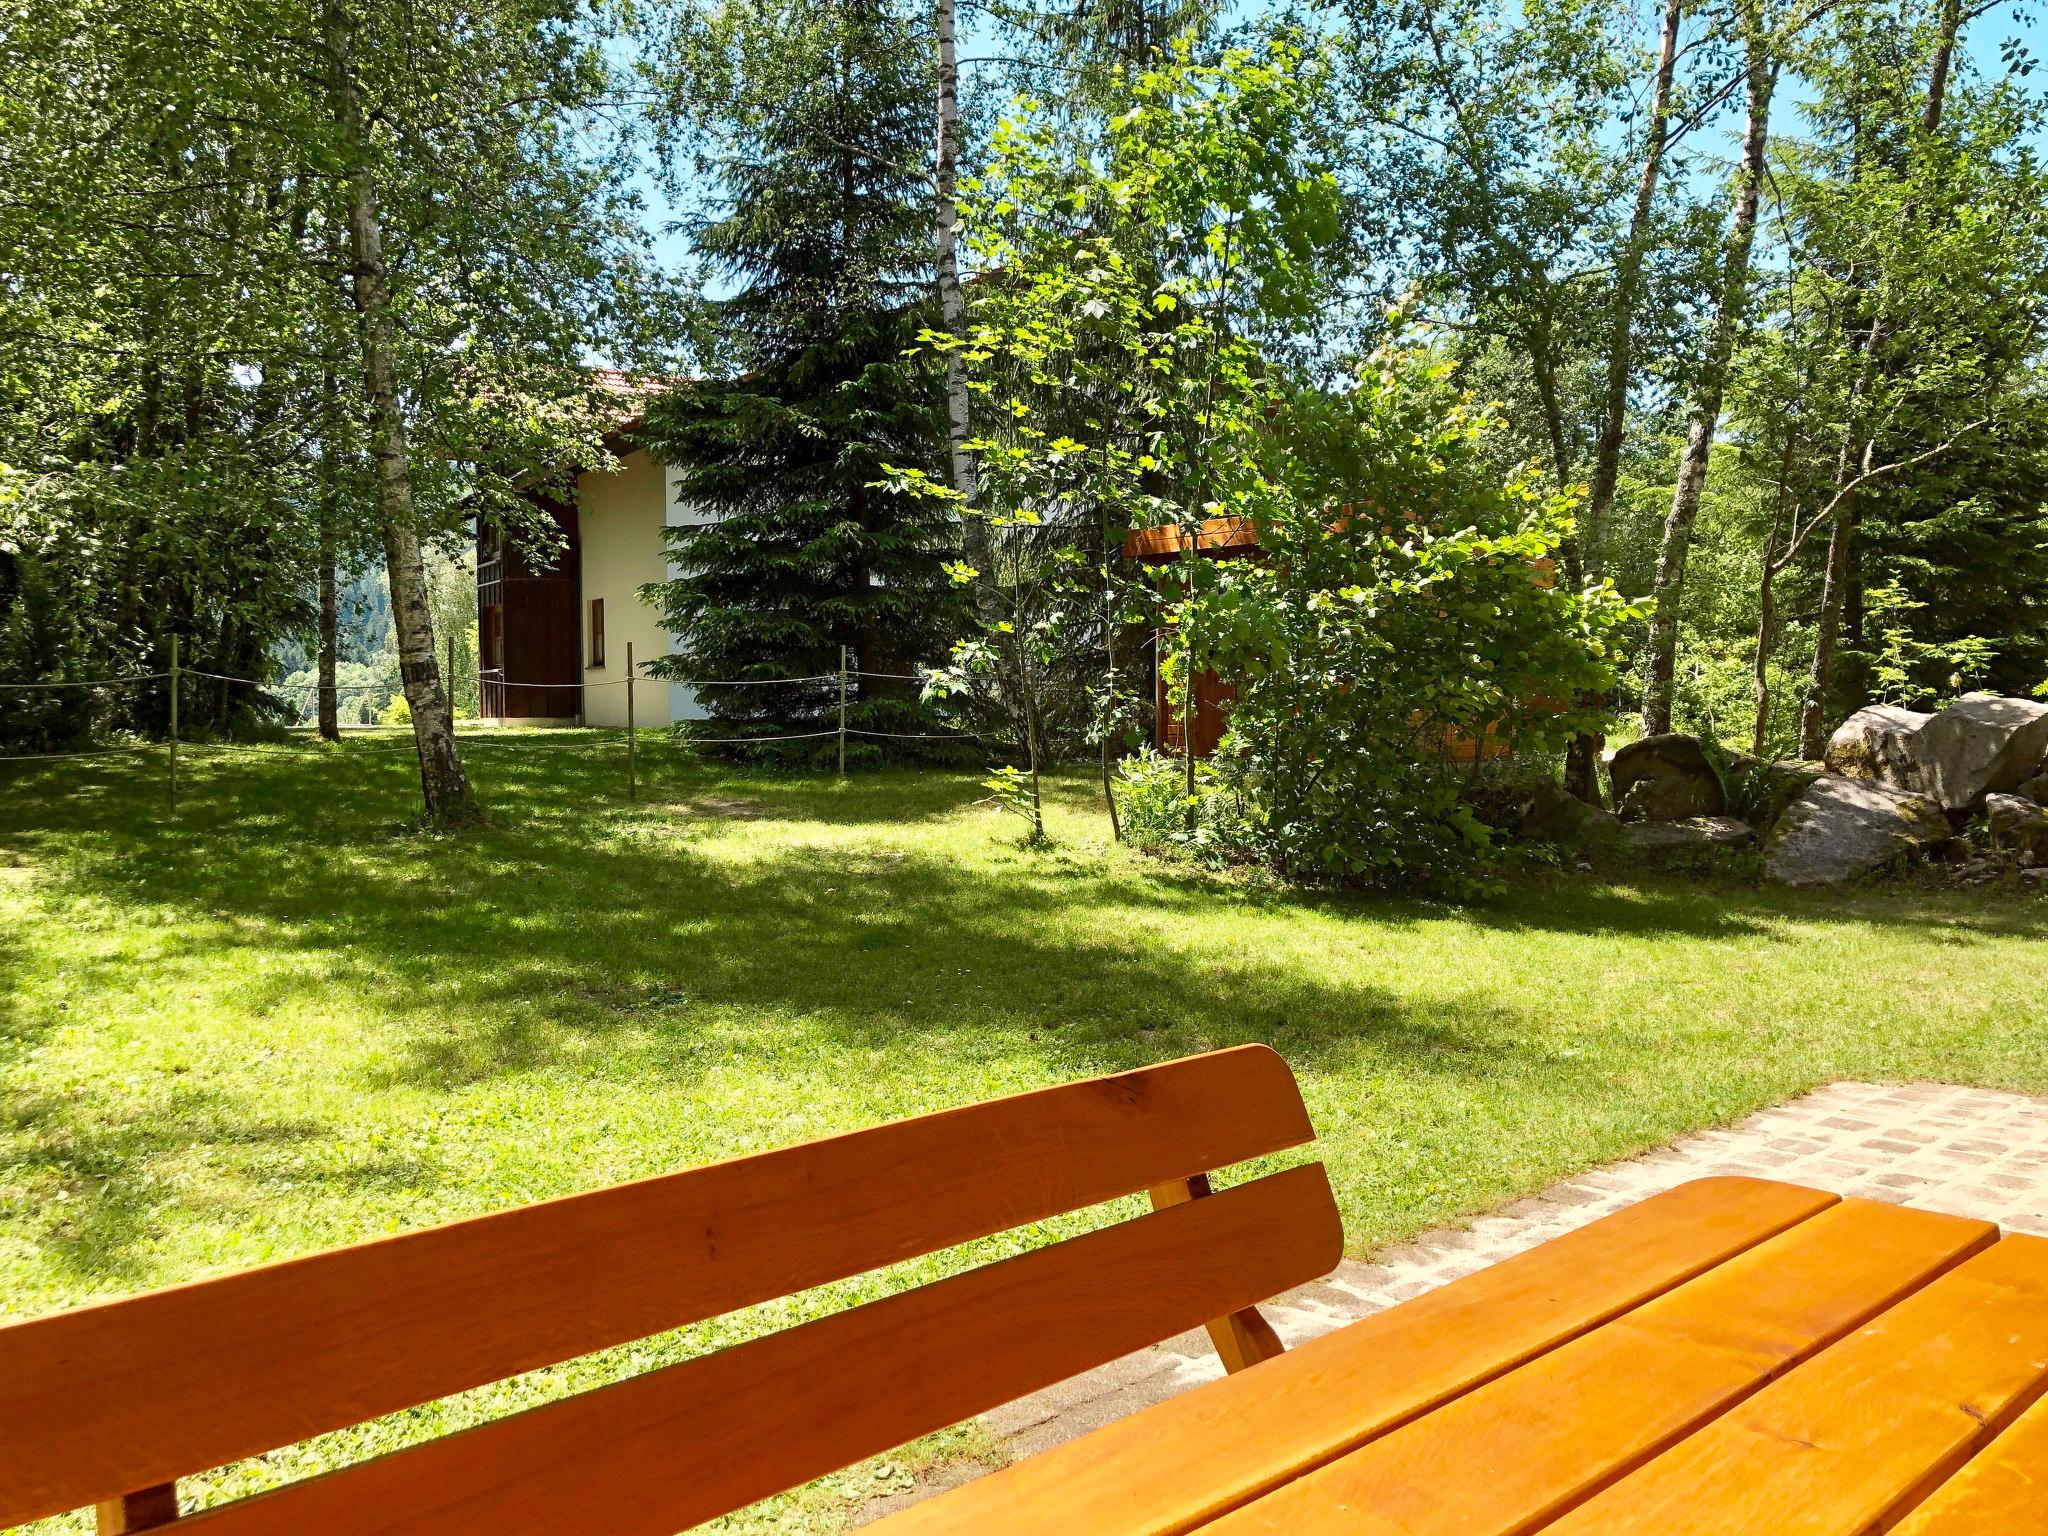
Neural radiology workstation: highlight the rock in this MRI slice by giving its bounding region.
[1624,816,1756,858]
[1985,792,2048,865]
[1619,774,1721,823]
[1514,780,1621,849]
[1921,696,2048,810]
[1827,696,2048,811]
[2017,773,2048,808]
[1825,705,1934,787]
[1953,857,2002,886]
[1610,734,1725,822]
[1764,777,1952,887]
[1739,759,1826,830]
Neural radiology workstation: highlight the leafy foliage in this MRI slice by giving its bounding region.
[893,32,1346,824]
[0,0,677,761]
[1187,330,1644,893]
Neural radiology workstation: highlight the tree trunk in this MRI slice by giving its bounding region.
[328,5,478,823]
[317,371,342,741]
[1752,540,1779,756]
[1799,473,1859,756]
[317,531,340,739]
[1582,0,1684,563]
[1530,309,1603,802]
[1527,318,1578,578]
[934,0,974,508]
[1100,519,1123,841]
[1798,0,1961,756]
[1641,41,1776,736]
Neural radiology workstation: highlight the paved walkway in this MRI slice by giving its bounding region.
[857,1079,2048,1522]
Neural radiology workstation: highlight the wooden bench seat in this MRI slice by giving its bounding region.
[0,1045,1343,1534]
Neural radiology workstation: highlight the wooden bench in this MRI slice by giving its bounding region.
[869,1175,2048,1535]
[0,1045,1343,1534]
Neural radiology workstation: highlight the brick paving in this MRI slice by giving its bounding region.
[855,1079,2048,1523]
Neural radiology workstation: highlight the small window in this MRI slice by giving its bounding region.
[588,598,605,670]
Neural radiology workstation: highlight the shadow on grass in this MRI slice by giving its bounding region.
[0,1085,440,1287]
[2,736,2041,1281]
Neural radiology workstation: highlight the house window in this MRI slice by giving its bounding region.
[588,598,605,670]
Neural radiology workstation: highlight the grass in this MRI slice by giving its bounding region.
[2,728,2045,1529]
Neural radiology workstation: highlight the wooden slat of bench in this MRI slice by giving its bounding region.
[1197,1198,1995,1535]
[0,1045,1314,1528]
[1889,1390,2048,1533]
[870,1176,1838,1536]
[1537,1233,2048,1535]
[161,1164,1344,1536]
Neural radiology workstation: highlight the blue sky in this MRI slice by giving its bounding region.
[627,1,2044,287]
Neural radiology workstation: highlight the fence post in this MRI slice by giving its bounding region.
[626,640,637,802]
[838,645,848,777]
[167,634,179,809]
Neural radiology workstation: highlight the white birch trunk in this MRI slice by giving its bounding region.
[327,3,477,821]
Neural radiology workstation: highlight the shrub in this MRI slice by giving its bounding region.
[1180,327,1645,895]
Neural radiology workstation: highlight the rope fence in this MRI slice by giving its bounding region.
[2,639,972,809]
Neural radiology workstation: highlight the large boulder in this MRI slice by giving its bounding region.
[1922,695,2048,810]
[1764,777,1952,887]
[1986,793,2048,865]
[1825,705,1933,786]
[1610,734,1725,823]
[1825,695,2048,811]
[2019,773,2048,808]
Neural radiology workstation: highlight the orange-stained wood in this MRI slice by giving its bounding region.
[1149,1175,1286,1373]
[0,1045,1315,1528]
[869,1176,1838,1536]
[97,1485,180,1535]
[165,1165,1345,1536]
[1889,1389,2048,1533]
[1539,1233,2048,1536]
[1198,1198,1996,1536]
[1122,517,1261,564]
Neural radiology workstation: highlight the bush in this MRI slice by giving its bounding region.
[1115,747,1259,864]
[1180,328,1644,896]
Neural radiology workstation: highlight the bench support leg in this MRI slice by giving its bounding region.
[97,1483,179,1534]
[1148,1174,1287,1373]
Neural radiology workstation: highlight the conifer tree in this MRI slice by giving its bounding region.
[644,0,964,759]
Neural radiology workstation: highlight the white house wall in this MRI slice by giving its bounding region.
[576,448,674,728]
[664,461,716,722]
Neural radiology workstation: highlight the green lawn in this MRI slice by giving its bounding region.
[3,730,2045,1530]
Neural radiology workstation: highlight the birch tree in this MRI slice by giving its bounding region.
[324,0,473,818]
[1582,0,1687,562]
[3,0,676,805]
[1640,6,1777,734]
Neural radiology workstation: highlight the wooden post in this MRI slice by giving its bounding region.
[97,1482,179,1534]
[837,644,848,777]
[625,640,636,802]
[167,634,179,809]
[1147,1174,1286,1373]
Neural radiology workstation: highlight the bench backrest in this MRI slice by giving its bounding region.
[0,1045,1341,1535]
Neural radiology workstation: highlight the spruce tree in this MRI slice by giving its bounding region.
[643,0,964,760]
